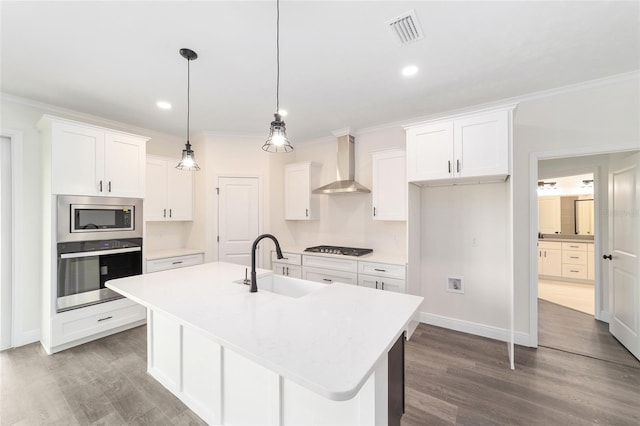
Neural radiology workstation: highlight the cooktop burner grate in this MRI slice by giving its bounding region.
[304,245,373,257]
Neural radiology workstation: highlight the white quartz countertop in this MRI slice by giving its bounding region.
[280,246,407,265]
[145,248,204,260]
[107,262,422,401]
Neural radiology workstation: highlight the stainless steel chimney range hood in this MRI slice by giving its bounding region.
[312,132,370,194]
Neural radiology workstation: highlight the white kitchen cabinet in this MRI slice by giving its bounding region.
[561,242,588,280]
[39,116,147,197]
[538,241,562,277]
[358,261,406,293]
[358,274,406,293]
[302,255,358,285]
[272,251,302,278]
[538,196,561,234]
[406,109,511,185]
[146,156,194,221]
[284,162,321,220]
[146,253,204,273]
[372,149,406,221]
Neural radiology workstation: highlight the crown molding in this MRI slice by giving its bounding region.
[354,70,640,136]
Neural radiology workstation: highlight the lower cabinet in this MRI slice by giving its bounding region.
[538,241,594,282]
[538,241,562,277]
[302,255,359,285]
[358,275,406,293]
[146,253,204,273]
[358,261,407,293]
[49,298,146,353]
[272,251,303,278]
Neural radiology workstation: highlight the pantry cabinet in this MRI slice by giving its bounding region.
[406,109,511,185]
[284,162,321,220]
[372,150,406,221]
[146,156,194,221]
[40,116,147,197]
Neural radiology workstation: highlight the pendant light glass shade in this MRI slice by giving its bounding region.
[263,0,293,153]
[176,48,200,171]
[262,113,293,153]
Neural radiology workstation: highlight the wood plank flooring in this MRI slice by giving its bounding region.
[2,311,639,425]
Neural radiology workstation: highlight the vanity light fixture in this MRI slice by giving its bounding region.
[175,48,201,171]
[262,0,294,153]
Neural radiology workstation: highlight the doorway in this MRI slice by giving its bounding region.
[217,176,262,267]
[531,149,640,363]
[0,136,11,350]
[537,172,595,316]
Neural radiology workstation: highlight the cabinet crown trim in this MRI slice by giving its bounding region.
[403,103,518,130]
[37,114,150,141]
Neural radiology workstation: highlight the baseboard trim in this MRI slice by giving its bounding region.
[13,329,41,347]
[419,312,531,347]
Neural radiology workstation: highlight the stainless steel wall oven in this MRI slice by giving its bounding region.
[56,196,143,312]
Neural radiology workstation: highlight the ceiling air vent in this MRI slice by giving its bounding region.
[386,10,424,45]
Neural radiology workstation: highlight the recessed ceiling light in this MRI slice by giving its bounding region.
[156,101,172,110]
[401,65,418,77]
[278,109,288,117]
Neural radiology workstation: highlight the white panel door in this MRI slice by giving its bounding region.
[218,177,260,267]
[145,158,167,221]
[51,122,103,195]
[104,132,144,198]
[608,152,640,360]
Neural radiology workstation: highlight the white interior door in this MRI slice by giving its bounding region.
[608,151,640,360]
[218,177,260,267]
[0,136,12,350]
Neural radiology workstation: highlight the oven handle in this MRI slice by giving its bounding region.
[60,247,141,259]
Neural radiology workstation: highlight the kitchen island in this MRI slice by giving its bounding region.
[107,262,423,425]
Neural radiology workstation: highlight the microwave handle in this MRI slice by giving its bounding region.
[60,246,141,259]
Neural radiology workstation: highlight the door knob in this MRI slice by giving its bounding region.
[603,254,612,260]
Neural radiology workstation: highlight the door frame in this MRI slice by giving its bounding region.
[528,141,639,347]
[0,128,23,349]
[214,174,264,267]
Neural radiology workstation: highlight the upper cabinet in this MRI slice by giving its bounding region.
[284,162,321,220]
[372,149,406,221]
[538,195,561,234]
[146,156,194,221]
[39,116,148,197]
[406,107,513,185]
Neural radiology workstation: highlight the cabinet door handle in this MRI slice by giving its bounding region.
[163,209,166,218]
[448,160,451,173]
[373,207,376,217]
[381,281,385,291]
[569,245,579,248]
[375,280,378,289]
[544,251,547,258]
[456,159,460,173]
[570,270,580,273]
[286,267,289,275]
[323,278,332,282]
[108,181,112,192]
[305,208,309,217]
[282,266,285,275]
[97,316,113,322]
[99,180,103,192]
[539,251,542,258]
[172,261,183,265]
[570,256,580,259]
[169,209,172,218]
[374,268,386,272]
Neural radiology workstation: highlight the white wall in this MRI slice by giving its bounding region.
[0,96,183,346]
[288,127,407,255]
[512,75,640,342]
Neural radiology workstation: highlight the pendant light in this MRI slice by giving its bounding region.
[176,48,201,171]
[262,0,294,153]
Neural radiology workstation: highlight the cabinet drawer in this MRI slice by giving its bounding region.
[561,242,587,252]
[562,264,587,279]
[302,266,358,285]
[358,274,406,293]
[271,251,301,265]
[53,300,146,346]
[358,261,406,279]
[147,253,204,273]
[562,250,587,265]
[538,241,562,250]
[302,255,358,273]
[272,262,302,278]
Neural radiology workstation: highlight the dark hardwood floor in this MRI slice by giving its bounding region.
[2,304,639,425]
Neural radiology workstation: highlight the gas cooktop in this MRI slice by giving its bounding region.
[304,245,373,257]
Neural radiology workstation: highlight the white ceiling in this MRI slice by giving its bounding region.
[1,1,638,142]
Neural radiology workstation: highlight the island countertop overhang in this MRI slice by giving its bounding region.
[106,261,423,401]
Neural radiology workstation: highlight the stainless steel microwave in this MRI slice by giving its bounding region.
[57,195,143,243]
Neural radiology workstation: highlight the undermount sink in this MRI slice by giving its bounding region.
[233,274,324,298]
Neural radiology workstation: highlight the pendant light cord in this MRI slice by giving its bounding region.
[187,57,191,147]
[276,0,280,115]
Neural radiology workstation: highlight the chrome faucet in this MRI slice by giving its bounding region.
[251,234,284,293]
